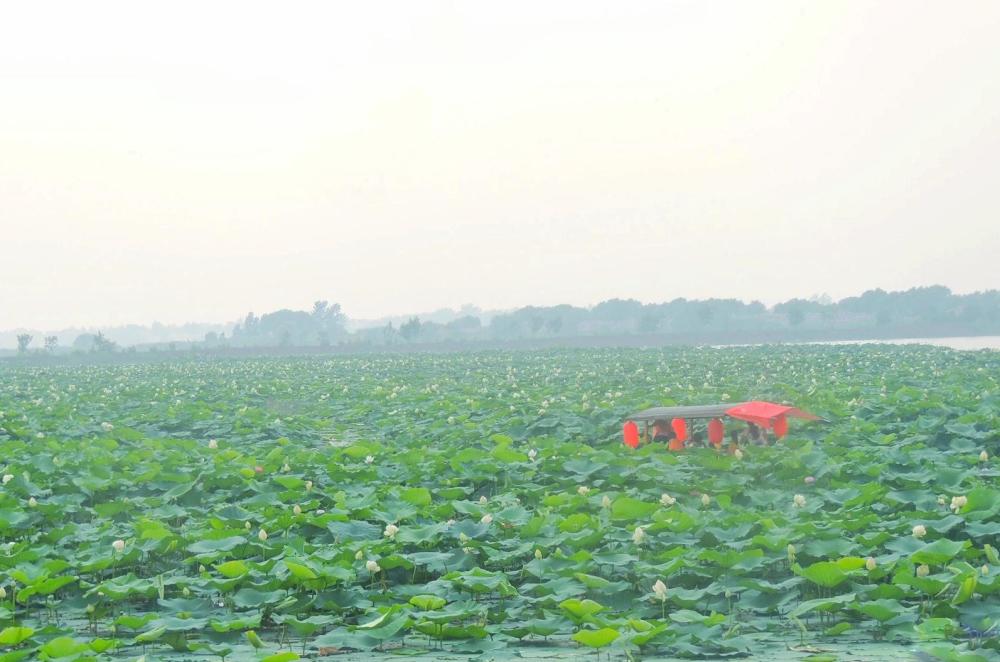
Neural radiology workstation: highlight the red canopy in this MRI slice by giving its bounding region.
[724,401,819,429]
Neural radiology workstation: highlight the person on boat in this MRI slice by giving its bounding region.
[651,419,671,442]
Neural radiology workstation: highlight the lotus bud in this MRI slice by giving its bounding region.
[305,480,313,491]
[528,449,538,461]
[866,556,877,571]
[701,493,710,507]
[981,565,990,576]
[0,587,5,599]
[86,604,95,614]
[366,560,381,573]
[633,526,646,545]
[293,504,302,515]
[980,450,989,463]
[601,495,612,509]
[355,549,364,560]
[652,579,667,601]
[793,494,806,508]
[182,587,191,597]
[937,495,947,506]
[479,496,488,506]
[459,532,470,543]
[804,476,815,485]
[112,539,125,553]
[245,521,252,530]
[208,439,218,449]
[534,548,543,560]
[912,524,927,539]
[28,497,37,508]
[281,463,291,473]
[577,486,590,496]
[199,564,206,573]
[787,544,796,562]
[734,448,743,460]
[660,493,676,506]
[384,523,399,539]
[916,564,930,577]
[258,529,268,542]
[480,513,493,525]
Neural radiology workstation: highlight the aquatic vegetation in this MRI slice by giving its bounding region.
[0,345,998,659]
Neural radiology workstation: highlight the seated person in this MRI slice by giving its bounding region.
[651,419,671,442]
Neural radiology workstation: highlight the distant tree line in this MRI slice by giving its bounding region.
[6,286,999,356]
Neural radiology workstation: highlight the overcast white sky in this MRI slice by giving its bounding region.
[2,1,999,330]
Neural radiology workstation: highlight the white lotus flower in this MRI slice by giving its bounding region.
[208,439,218,449]
[793,494,806,508]
[652,579,667,601]
[364,455,374,465]
[950,495,967,512]
[101,422,114,432]
[480,513,493,525]
[633,526,646,545]
[980,450,989,463]
[384,523,399,539]
[866,556,877,571]
[937,495,947,506]
[459,532,470,543]
[479,496,488,506]
[916,564,930,577]
[258,529,268,542]
[577,486,590,496]
[734,448,744,460]
[660,493,676,506]
[281,463,291,473]
[316,509,325,515]
[366,560,381,573]
[112,539,125,553]
[528,449,538,461]
[2,474,13,485]
[912,524,927,539]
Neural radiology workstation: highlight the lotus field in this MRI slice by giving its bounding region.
[1,345,999,661]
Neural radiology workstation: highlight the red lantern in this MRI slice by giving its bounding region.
[708,418,724,447]
[773,415,788,439]
[623,421,639,449]
[671,418,688,442]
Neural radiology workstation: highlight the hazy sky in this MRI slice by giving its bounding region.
[2,1,999,330]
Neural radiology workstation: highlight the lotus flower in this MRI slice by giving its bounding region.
[528,449,538,461]
[916,564,930,577]
[652,579,667,601]
[577,486,590,496]
[364,455,374,465]
[1,474,12,485]
[866,556,877,571]
[912,524,927,538]
[981,450,990,463]
[479,495,488,505]
[804,476,816,485]
[366,560,381,573]
[601,495,612,509]
[734,448,744,460]
[950,495,967,512]
[101,422,114,432]
[633,526,646,545]
[481,513,493,525]
[112,539,125,553]
[384,523,399,539]
[660,493,676,506]
[793,494,806,508]
[208,439,218,449]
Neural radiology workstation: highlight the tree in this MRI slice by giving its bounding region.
[400,317,422,341]
[44,336,58,352]
[93,331,118,353]
[16,334,33,353]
